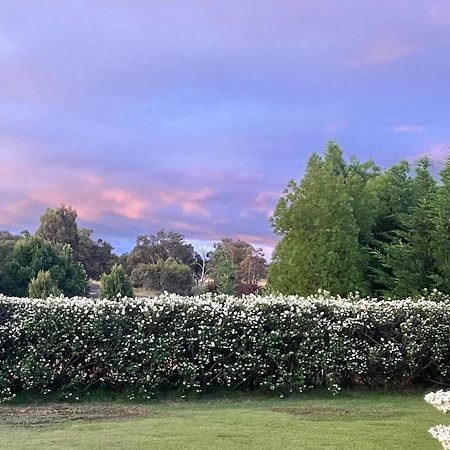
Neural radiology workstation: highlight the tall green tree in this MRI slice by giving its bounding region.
[36,205,80,252]
[0,231,20,294]
[35,205,116,279]
[268,142,367,295]
[429,157,450,292]
[367,160,417,294]
[209,246,235,294]
[377,158,437,297]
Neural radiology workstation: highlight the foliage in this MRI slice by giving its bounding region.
[160,260,194,295]
[99,264,134,299]
[429,157,450,292]
[131,260,193,295]
[35,205,116,280]
[269,142,367,295]
[269,142,450,297]
[36,205,79,253]
[0,231,21,294]
[209,246,235,294]
[27,270,61,298]
[1,293,450,402]
[375,158,437,297]
[131,262,163,291]
[77,228,117,280]
[126,230,196,271]
[5,237,86,297]
[209,239,267,295]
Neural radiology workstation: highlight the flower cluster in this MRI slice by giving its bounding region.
[425,390,450,413]
[426,390,450,449]
[429,425,450,450]
[1,293,450,402]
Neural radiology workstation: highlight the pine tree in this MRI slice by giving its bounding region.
[378,158,437,297]
[268,142,365,295]
[429,157,450,292]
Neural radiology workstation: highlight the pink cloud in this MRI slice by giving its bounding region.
[254,191,279,218]
[160,186,215,217]
[102,189,148,220]
[417,143,450,163]
[0,199,33,226]
[347,39,421,67]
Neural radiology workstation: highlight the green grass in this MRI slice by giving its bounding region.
[0,391,444,449]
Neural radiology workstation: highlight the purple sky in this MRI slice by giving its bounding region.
[1,1,450,255]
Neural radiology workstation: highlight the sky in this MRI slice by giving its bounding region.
[1,0,450,256]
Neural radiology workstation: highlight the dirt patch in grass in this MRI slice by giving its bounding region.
[0,404,151,427]
[270,405,394,419]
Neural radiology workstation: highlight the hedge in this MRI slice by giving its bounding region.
[1,293,450,401]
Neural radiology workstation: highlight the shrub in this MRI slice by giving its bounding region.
[235,282,260,296]
[99,264,133,299]
[190,284,207,296]
[27,270,61,298]
[160,261,193,295]
[1,293,450,402]
[131,262,163,291]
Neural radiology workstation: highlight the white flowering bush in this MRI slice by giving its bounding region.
[425,390,450,449]
[1,293,450,402]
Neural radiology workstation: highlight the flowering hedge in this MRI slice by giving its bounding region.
[1,293,450,402]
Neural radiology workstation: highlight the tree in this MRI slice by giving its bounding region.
[131,262,163,291]
[35,205,117,280]
[209,245,236,294]
[367,160,417,294]
[27,270,61,298]
[208,239,267,295]
[54,245,88,297]
[99,264,134,299]
[192,247,211,284]
[268,142,366,295]
[160,260,194,295]
[429,157,450,292]
[6,237,86,297]
[36,205,79,253]
[126,230,196,271]
[377,158,438,297]
[77,228,117,279]
[0,231,20,294]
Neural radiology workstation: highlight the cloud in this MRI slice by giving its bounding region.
[160,187,215,217]
[417,143,450,163]
[393,124,425,133]
[1,0,450,254]
[347,39,421,67]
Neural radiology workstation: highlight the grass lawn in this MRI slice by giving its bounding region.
[0,391,444,449]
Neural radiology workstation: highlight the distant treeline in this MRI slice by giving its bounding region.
[0,206,267,298]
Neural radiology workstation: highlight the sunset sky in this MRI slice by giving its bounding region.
[1,1,450,255]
